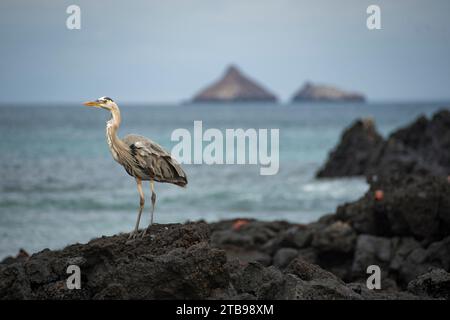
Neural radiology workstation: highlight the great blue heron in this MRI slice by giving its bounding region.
[83,97,187,239]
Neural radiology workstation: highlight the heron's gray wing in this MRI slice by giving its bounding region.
[123,134,187,186]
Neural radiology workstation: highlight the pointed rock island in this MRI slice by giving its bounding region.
[192,65,278,103]
[292,82,366,103]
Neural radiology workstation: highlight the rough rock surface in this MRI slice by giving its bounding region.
[0,223,231,299]
[317,109,450,178]
[1,177,449,299]
[209,174,450,297]
[336,175,450,242]
[292,82,366,102]
[317,118,384,177]
[407,268,450,299]
[192,65,277,103]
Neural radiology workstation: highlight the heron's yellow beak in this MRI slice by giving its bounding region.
[83,101,101,107]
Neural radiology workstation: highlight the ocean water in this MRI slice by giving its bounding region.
[0,102,447,258]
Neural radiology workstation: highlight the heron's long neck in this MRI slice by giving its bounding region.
[106,107,127,161]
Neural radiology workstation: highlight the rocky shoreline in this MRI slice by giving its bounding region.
[1,110,449,300]
[1,172,449,299]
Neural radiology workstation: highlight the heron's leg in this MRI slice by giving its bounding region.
[150,180,156,225]
[129,178,144,239]
[142,181,156,238]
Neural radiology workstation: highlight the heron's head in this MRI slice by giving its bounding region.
[83,97,117,111]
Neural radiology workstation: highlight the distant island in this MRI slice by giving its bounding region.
[189,66,366,104]
[292,82,366,103]
[192,65,278,103]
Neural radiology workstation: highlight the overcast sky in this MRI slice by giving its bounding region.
[0,0,449,103]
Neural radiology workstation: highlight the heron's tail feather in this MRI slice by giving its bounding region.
[167,157,188,187]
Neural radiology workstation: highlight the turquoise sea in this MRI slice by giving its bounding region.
[0,102,447,258]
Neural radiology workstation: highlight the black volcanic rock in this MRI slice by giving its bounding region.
[317,118,384,178]
[208,175,450,292]
[407,268,450,299]
[336,174,450,242]
[1,175,449,299]
[369,110,450,177]
[317,109,450,178]
[292,82,366,102]
[192,65,277,103]
[0,249,29,265]
[0,223,232,300]
[0,221,366,300]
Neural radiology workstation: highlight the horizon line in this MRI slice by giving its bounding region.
[1,99,450,107]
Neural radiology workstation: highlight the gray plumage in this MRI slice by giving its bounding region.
[122,134,187,187]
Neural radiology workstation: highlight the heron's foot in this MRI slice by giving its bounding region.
[140,227,155,239]
[128,230,140,240]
